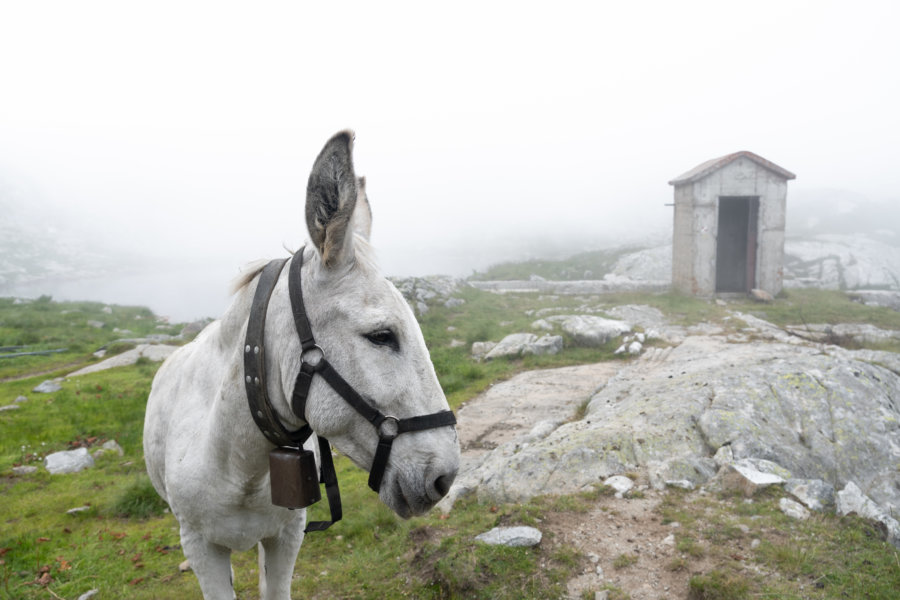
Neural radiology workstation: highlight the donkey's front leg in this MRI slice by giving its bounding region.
[181,527,237,600]
[258,528,305,600]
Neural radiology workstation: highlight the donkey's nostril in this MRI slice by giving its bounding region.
[433,473,454,497]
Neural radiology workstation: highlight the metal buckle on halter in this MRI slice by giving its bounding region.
[300,344,325,368]
[378,416,400,440]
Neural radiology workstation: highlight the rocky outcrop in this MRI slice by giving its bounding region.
[67,344,178,377]
[452,334,900,531]
[392,275,468,315]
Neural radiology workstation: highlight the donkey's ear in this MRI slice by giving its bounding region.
[351,176,372,241]
[305,130,358,268]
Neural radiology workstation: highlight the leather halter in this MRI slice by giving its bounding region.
[243,248,457,531]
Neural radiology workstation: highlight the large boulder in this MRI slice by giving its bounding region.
[547,315,631,347]
[483,333,564,360]
[466,335,900,519]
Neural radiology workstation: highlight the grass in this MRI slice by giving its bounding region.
[2,286,900,598]
[656,488,900,600]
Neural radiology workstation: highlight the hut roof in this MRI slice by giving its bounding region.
[668,151,796,186]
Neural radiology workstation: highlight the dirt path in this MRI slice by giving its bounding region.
[453,359,699,599]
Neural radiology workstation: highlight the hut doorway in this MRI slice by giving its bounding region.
[715,196,759,293]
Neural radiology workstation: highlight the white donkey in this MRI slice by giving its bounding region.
[144,131,460,600]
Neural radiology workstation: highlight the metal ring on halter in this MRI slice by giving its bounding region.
[378,416,400,440]
[301,344,325,367]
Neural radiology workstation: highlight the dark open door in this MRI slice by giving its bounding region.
[716,196,759,293]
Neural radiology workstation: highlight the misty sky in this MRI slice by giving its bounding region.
[2,1,898,285]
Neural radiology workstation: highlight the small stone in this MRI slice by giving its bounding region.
[98,440,124,457]
[531,319,554,332]
[45,447,95,474]
[713,445,734,467]
[712,463,784,497]
[0,404,19,411]
[785,478,835,512]
[627,341,642,355]
[603,475,634,498]
[179,560,192,572]
[87,320,105,329]
[750,539,761,549]
[77,589,99,600]
[12,465,38,475]
[595,588,609,600]
[779,497,810,520]
[588,552,600,564]
[664,479,694,490]
[67,506,92,515]
[750,288,774,303]
[595,565,604,578]
[14,395,27,403]
[33,380,62,394]
[661,534,675,546]
[474,526,542,547]
[448,339,466,348]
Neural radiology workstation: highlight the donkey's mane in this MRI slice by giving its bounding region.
[229,236,378,296]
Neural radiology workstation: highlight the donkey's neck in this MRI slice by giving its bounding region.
[204,263,308,474]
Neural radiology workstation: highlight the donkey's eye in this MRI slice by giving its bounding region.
[364,329,399,351]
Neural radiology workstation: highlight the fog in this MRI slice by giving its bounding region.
[1,1,898,321]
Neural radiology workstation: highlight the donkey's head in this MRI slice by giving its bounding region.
[273,131,459,518]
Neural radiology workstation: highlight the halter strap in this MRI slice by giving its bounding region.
[244,247,456,533]
[286,248,457,493]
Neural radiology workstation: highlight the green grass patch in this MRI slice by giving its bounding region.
[688,569,750,600]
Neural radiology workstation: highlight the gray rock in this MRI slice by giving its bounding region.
[33,380,62,393]
[45,447,95,474]
[785,478,835,511]
[523,335,563,356]
[475,526,542,547]
[603,475,634,498]
[779,497,810,520]
[836,481,900,548]
[471,341,497,361]
[77,590,99,600]
[467,335,900,515]
[664,479,695,490]
[87,320,105,329]
[0,404,19,412]
[484,333,538,360]
[848,290,900,312]
[93,440,124,458]
[12,465,38,475]
[68,344,179,378]
[67,506,92,515]
[531,318,554,332]
[627,341,642,355]
[710,463,785,497]
[444,297,465,309]
[751,288,775,302]
[548,315,631,347]
[14,395,27,403]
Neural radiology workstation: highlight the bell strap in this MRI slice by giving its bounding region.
[304,434,343,533]
[244,258,312,448]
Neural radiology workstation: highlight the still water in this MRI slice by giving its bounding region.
[4,263,238,323]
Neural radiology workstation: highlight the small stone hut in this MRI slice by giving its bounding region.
[668,151,795,297]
